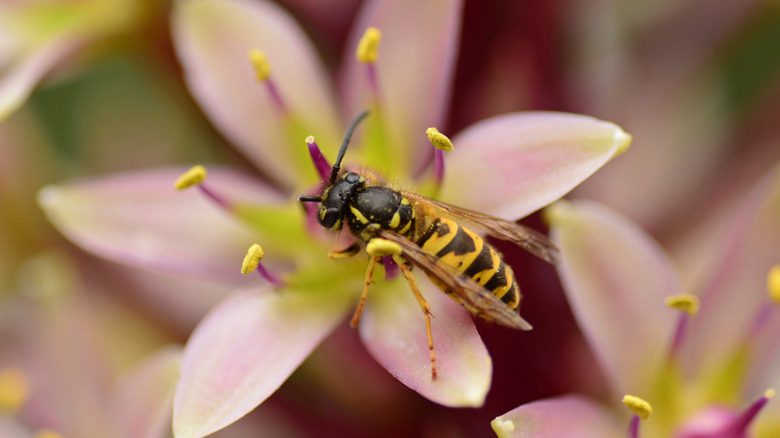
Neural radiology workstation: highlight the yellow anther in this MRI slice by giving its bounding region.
[622,394,652,420]
[241,244,264,275]
[305,135,315,144]
[366,239,402,257]
[174,165,207,190]
[765,388,776,399]
[248,49,271,82]
[35,430,65,438]
[665,293,700,315]
[356,27,381,63]
[768,265,780,304]
[0,368,29,413]
[426,127,454,152]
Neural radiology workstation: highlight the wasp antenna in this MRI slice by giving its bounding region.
[298,195,322,203]
[330,110,370,184]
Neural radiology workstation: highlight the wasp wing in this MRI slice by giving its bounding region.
[402,192,559,265]
[376,230,533,331]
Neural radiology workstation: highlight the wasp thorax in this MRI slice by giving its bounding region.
[318,172,365,229]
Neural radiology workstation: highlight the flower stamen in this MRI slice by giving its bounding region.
[382,255,400,280]
[748,265,780,337]
[174,165,207,190]
[241,243,284,287]
[248,48,286,113]
[306,136,332,182]
[622,394,651,438]
[356,27,381,98]
[427,127,454,189]
[666,293,700,361]
[174,165,232,211]
[720,388,774,437]
[0,368,29,414]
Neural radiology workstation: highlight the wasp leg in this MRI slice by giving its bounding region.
[350,256,379,328]
[328,242,361,259]
[399,263,438,381]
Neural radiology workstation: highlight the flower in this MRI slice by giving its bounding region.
[493,163,780,437]
[0,0,150,121]
[39,0,631,436]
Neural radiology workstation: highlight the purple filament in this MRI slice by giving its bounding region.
[307,138,332,181]
[197,183,231,210]
[256,263,285,288]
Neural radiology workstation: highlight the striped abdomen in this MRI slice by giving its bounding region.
[416,217,520,309]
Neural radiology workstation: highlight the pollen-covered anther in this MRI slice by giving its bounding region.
[768,265,780,304]
[241,243,264,275]
[366,239,402,257]
[174,165,207,190]
[426,127,454,152]
[0,368,29,414]
[248,48,271,82]
[622,394,652,420]
[356,27,381,63]
[665,293,700,315]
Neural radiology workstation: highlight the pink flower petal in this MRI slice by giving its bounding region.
[548,200,680,395]
[173,287,350,438]
[340,0,463,171]
[172,0,342,188]
[681,165,780,390]
[438,112,631,220]
[358,279,491,407]
[491,395,622,438]
[111,346,182,438]
[38,167,283,283]
[0,37,82,120]
[0,418,31,438]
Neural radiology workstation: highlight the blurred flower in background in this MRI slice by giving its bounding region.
[493,163,780,437]
[1,0,779,438]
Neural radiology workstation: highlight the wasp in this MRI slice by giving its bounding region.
[299,111,559,379]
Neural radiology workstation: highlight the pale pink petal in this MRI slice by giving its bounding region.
[173,287,350,438]
[548,200,680,395]
[111,346,182,438]
[0,418,31,438]
[438,112,631,220]
[681,165,780,391]
[491,395,622,438]
[358,279,491,407]
[38,167,284,283]
[340,0,463,170]
[0,38,82,120]
[172,0,342,188]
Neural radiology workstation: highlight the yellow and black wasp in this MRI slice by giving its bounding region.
[299,111,559,379]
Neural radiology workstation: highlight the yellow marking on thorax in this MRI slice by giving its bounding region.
[389,212,401,229]
[420,218,458,255]
[349,205,370,224]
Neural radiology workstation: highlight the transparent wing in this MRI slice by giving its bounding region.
[376,230,533,331]
[402,192,559,265]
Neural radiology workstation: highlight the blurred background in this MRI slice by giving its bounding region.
[1,0,779,437]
